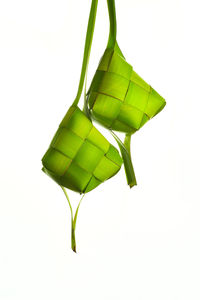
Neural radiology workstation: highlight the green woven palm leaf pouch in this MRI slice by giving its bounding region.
[42,105,122,194]
[88,46,166,134]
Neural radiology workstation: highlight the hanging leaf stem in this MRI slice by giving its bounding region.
[61,186,85,253]
[73,0,98,107]
[110,131,137,188]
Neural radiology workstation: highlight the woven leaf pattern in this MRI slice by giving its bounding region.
[42,105,122,194]
[88,48,166,133]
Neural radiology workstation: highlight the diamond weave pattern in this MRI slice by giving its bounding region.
[88,48,166,133]
[42,106,122,194]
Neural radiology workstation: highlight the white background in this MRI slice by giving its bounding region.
[0,0,200,299]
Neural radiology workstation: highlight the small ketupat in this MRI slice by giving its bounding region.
[42,105,122,194]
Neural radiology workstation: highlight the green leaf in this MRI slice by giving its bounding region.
[73,0,98,106]
[110,131,137,188]
[107,0,117,49]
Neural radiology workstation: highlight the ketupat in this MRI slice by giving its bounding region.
[88,49,166,133]
[41,0,122,252]
[86,0,166,187]
[42,0,122,194]
[42,105,122,194]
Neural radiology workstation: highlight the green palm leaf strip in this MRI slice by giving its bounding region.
[61,186,84,253]
[110,131,137,187]
[107,0,116,49]
[73,0,98,106]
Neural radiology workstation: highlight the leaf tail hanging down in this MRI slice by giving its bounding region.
[73,0,98,107]
[61,186,85,253]
[110,131,137,188]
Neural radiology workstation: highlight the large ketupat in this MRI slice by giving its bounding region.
[88,46,166,133]
[42,105,122,194]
